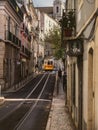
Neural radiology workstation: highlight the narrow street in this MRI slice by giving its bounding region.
[0,73,76,130]
[0,74,55,130]
[0,0,98,130]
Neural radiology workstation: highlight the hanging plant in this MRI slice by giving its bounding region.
[62,10,75,29]
[61,10,76,37]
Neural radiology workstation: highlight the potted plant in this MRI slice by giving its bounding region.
[62,10,76,37]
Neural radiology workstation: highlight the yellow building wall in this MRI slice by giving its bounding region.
[94,17,98,130]
[83,43,88,126]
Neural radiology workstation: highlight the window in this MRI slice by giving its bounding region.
[8,16,10,31]
[56,6,59,13]
[15,24,18,37]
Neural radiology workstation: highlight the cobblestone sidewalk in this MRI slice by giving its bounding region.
[46,80,76,130]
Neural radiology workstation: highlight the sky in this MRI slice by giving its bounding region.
[33,0,65,7]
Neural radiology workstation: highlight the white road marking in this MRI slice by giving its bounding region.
[5,98,51,102]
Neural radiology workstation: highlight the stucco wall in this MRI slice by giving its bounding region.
[94,17,98,130]
[83,42,88,127]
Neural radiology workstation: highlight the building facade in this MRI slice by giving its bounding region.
[62,0,98,130]
[36,8,60,61]
[41,12,60,57]
[0,0,38,90]
[35,0,64,66]
[0,0,24,90]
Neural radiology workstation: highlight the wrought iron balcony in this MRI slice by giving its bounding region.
[8,0,23,19]
[5,30,21,47]
[21,45,31,57]
[5,30,31,58]
[20,22,31,42]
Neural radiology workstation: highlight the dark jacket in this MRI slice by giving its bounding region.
[58,69,62,78]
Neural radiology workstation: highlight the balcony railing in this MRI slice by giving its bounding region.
[21,45,31,57]
[5,30,21,47]
[5,30,31,58]
[8,0,23,19]
[20,23,32,42]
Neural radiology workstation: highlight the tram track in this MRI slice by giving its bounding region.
[0,74,46,121]
[14,74,50,130]
[0,73,55,130]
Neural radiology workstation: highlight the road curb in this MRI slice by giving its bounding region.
[46,74,58,130]
[46,108,53,130]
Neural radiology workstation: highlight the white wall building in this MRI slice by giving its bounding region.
[36,8,60,62]
[43,12,60,57]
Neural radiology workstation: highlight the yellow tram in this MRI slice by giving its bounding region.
[43,58,54,71]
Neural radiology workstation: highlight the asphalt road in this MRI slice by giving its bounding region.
[0,73,56,130]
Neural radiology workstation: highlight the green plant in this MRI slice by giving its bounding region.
[62,10,76,30]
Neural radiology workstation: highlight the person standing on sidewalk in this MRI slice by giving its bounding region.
[57,68,62,94]
[62,71,67,91]
[63,71,67,104]
[58,68,62,79]
[35,63,39,73]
